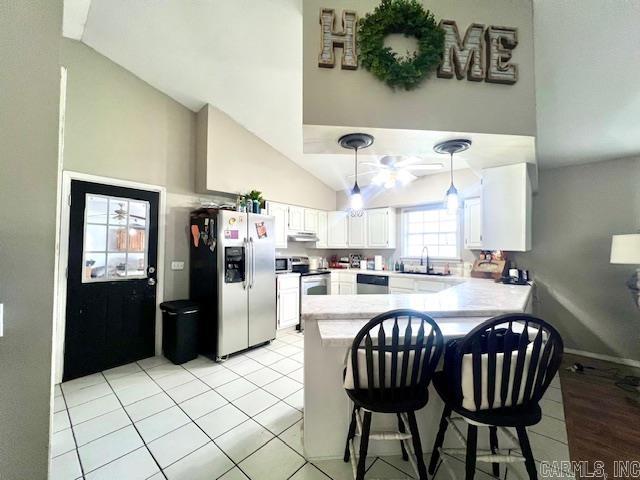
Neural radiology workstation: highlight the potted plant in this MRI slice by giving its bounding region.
[245,190,264,213]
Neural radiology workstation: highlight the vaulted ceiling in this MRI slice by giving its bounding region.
[63,0,640,189]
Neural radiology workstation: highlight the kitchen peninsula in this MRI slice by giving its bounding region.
[301,276,533,460]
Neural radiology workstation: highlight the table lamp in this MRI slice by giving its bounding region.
[610,234,640,308]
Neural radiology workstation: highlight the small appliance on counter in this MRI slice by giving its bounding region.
[497,264,530,285]
[470,250,507,280]
[349,254,363,269]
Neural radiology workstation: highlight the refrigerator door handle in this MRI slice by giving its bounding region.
[249,237,256,288]
[242,237,249,290]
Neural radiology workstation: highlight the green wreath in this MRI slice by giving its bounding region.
[358,0,445,90]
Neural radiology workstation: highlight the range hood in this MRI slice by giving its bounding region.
[288,232,319,242]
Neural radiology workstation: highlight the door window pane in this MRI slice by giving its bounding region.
[82,194,150,283]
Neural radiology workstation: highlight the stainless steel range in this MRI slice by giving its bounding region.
[290,256,330,330]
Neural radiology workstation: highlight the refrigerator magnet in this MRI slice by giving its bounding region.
[255,221,267,239]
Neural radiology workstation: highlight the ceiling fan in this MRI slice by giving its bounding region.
[347,155,443,188]
[88,201,146,225]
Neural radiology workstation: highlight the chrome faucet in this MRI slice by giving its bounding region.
[420,246,432,273]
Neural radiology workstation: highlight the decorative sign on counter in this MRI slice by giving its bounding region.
[318,0,519,88]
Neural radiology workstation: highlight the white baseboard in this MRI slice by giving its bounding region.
[565,348,640,369]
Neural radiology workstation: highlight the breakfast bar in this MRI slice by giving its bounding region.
[301,277,534,460]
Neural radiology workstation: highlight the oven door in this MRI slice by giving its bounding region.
[301,274,329,296]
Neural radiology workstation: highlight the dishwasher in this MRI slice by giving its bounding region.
[356,274,389,294]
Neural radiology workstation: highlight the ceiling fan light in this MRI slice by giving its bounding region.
[397,169,415,186]
[371,171,387,185]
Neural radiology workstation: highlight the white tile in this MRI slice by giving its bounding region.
[279,420,304,455]
[239,437,305,480]
[73,408,131,446]
[196,403,249,439]
[266,339,289,351]
[64,382,112,408]
[53,411,71,433]
[220,354,251,367]
[103,362,142,381]
[219,467,250,480]
[200,368,240,388]
[108,371,154,391]
[271,344,302,357]
[50,449,82,480]
[115,380,162,406]
[166,379,210,403]
[180,389,228,419]
[54,394,67,413]
[147,423,209,469]
[550,373,561,389]
[246,348,285,366]
[435,453,496,480]
[290,351,304,363]
[51,428,76,458]
[155,369,196,390]
[214,419,274,463]
[147,474,165,480]
[225,358,264,376]
[290,463,331,480]
[540,397,565,421]
[125,392,175,422]
[269,357,303,375]
[61,373,106,394]
[375,455,415,478]
[263,376,302,400]
[85,447,159,480]
[146,362,185,379]
[68,394,122,425]
[232,388,279,416]
[164,442,234,480]
[54,384,62,397]
[254,401,302,435]
[283,388,304,410]
[530,415,568,444]
[78,425,143,473]
[243,367,283,387]
[313,457,375,480]
[137,355,170,370]
[366,459,413,479]
[277,333,302,345]
[183,357,225,378]
[287,367,304,383]
[544,387,563,403]
[215,378,258,401]
[135,405,191,443]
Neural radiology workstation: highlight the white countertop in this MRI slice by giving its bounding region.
[326,268,465,283]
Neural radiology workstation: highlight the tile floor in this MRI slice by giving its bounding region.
[51,328,570,480]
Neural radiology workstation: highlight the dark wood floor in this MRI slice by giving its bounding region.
[559,353,640,479]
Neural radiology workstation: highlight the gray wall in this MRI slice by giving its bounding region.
[0,1,62,478]
[512,157,640,361]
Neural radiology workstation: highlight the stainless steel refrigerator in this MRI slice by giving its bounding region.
[189,209,276,360]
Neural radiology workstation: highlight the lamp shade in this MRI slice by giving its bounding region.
[610,234,640,264]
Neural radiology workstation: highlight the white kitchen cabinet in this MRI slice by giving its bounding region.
[288,205,305,232]
[304,209,318,234]
[316,211,328,248]
[366,208,396,248]
[266,201,289,249]
[330,271,356,294]
[328,211,348,248]
[277,274,300,329]
[481,163,532,252]
[390,287,415,294]
[339,282,355,295]
[463,198,482,250]
[348,213,367,248]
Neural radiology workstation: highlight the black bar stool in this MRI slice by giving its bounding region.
[342,309,444,480]
[428,314,564,480]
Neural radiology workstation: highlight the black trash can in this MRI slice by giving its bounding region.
[160,300,200,365]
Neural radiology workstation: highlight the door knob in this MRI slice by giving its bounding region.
[148,266,156,274]
[148,278,156,286]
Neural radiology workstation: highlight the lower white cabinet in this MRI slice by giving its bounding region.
[330,271,356,295]
[277,274,299,329]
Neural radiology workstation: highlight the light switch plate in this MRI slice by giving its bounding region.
[171,261,185,271]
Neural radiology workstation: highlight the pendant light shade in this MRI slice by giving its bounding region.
[434,139,471,214]
[339,133,374,214]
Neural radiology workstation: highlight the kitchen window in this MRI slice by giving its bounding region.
[401,204,459,259]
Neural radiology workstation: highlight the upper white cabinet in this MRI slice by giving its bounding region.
[366,208,396,248]
[481,163,532,252]
[316,211,328,248]
[288,205,305,232]
[266,201,288,249]
[348,213,367,248]
[327,211,348,248]
[463,198,482,250]
[304,209,318,234]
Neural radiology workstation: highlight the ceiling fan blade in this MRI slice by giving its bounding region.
[394,156,423,167]
[405,164,444,171]
[346,170,378,178]
[359,162,381,167]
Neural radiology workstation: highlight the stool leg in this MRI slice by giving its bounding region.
[465,424,477,480]
[344,406,357,462]
[428,405,452,474]
[406,411,428,480]
[397,413,409,461]
[357,411,372,480]
[489,426,499,477]
[516,426,538,480]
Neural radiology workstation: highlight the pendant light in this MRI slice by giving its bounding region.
[434,139,472,214]
[339,133,374,214]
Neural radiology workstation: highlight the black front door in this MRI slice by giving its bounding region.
[63,180,159,381]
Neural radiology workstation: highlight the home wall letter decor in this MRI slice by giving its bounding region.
[437,20,485,81]
[485,26,518,84]
[318,8,358,69]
